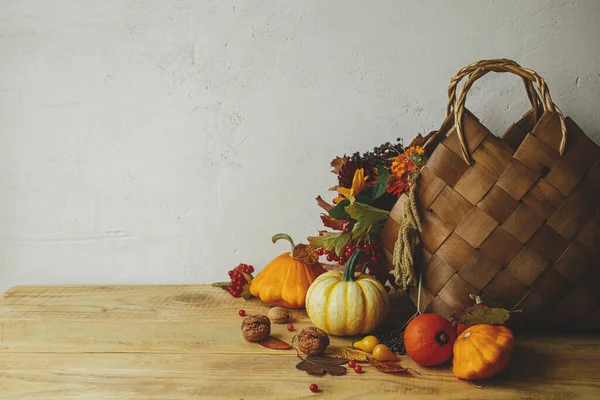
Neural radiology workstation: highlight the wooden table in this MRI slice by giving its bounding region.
[0,285,598,399]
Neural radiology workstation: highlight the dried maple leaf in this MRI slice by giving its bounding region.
[260,336,293,350]
[240,284,252,300]
[369,358,410,373]
[408,131,436,149]
[330,155,349,174]
[292,244,319,265]
[320,214,350,231]
[316,196,334,212]
[296,356,347,376]
[330,347,369,362]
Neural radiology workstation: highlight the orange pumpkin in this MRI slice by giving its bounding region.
[452,324,514,380]
[249,233,325,309]
[404,313,456,367]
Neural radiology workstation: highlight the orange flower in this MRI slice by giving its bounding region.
[391,146,425,179]
[338,168,369,198]
[391,154,408,178]
[406,146,425,156]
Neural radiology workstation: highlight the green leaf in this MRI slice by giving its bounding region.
[372,165,390,200]
[355,194,374,206]
[307,231,351,256]
[328,199,351,219]
[459,306,511,326]
[346,202,390,240]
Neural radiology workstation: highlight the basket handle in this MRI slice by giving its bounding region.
[446,59,542,124]
[448,59,567,165]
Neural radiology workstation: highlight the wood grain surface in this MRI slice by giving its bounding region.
[0,285,598,399]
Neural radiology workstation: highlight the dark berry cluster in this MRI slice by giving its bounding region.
[373,327,406,355]
[316,243,382,266]
[349,138,404,167]
[226,263,254,297]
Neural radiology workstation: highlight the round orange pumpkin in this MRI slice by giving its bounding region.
[249,233,325,309]
[452,324,514,380]
[404,313,456,367]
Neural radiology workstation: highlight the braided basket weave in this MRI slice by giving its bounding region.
[382,59,600,332]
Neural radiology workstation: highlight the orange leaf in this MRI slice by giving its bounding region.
[369,358,409,373]
[330,155,349,174]
[408,131,435,148]
[320,214,350,231]
[316,196,334,212]
[260,336,293,350]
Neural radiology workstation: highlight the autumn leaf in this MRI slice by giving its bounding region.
[328,199,351,219]
[260,336,293,350]
[316,196,334,212]
[329,347,369,362]
[296,356,347,376]
[346,202,390,239]
[240,284,252,300]
[307,231,352,256]
[457,306,511,326]
[369,358,410,373]
[372,165,390,200]
[320,214,350,231]
[292,244,319,265]
[331,155,349,174]
[408,131,436,148]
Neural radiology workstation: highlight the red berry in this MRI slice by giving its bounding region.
[332,254,339,262]
[348,360,356,368]
[370,255,378,264]
[287,324,295,332]
[363,244,372,251]
[317,248,325,255]
[238,310,246,317]
[310,383,318,393]
[326,254,334,262]
[344,249,353,259]
[247,265,254,273]
[339,257,347,265]
[354,365,363,374]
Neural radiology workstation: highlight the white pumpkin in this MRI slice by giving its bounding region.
[305,250,389,336]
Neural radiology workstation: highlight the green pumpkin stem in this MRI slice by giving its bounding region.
[342,250,364,282]
[272,233,296,252]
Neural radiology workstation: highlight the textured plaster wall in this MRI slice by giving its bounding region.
[1,0,599,292]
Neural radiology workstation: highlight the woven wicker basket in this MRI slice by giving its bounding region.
[382,59,600,332]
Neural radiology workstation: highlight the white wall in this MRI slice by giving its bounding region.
[1,0,599,292]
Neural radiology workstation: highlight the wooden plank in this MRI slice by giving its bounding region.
[3,314,597,358]
[0,352,598,400]
[0,284,417,325]
[0,319,347,354]
[0,285,282,322]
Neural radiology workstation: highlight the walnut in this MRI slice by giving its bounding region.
[241,315,271,342]
[267,307,293,324]
[296,327,330,355]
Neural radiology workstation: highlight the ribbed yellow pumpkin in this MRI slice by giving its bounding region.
[250,234,325,309]
[305,250,389,336]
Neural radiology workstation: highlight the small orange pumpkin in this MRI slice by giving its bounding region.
[404,313,456,366]
[249,233,325,309]
[452,324,514,380]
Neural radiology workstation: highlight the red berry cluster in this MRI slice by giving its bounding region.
[226,263,254,298]
[316,243,382,266]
